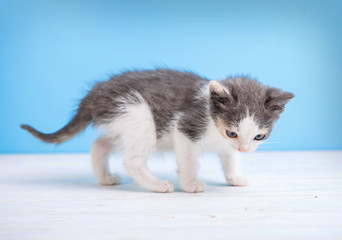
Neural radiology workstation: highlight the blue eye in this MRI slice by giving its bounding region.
[226,130,238,138]
[254,134,266,141]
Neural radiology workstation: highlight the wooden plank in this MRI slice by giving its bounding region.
[0,151,341,240]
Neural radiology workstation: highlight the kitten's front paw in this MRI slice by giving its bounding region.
[99,174,121,186]
[181,179,206,193]
[153,180,175,193]
[227,174,250,186]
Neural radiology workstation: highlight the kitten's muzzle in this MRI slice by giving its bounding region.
[238,144,253,153]
[238,147,250,153]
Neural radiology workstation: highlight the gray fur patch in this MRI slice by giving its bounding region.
[88,69,209,140]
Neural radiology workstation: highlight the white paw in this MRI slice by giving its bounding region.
[99,174,121,186]
[153,180,175,193]
[227,174,250,186]
[181,179,206,193]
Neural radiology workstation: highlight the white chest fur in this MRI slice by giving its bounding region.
[156,118,229,153]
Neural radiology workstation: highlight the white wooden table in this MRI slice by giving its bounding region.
[1,151,341,240]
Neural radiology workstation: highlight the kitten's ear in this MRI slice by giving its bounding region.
[265,88,295,114]
[209,81,234,109]
[209,81,230,95]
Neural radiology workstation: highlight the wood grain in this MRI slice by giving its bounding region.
[0,151,341,240]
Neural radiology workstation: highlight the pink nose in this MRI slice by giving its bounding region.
[239,146,249,152]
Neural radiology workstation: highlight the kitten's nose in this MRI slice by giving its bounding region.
[239,145,249,153]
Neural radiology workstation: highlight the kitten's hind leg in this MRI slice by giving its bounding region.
[91,136,120,186]
[123,149,175,193]
[122,131,174,193]
[106,101,174,193]
[175,130,205,193]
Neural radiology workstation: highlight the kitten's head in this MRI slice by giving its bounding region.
[209,78,294,153]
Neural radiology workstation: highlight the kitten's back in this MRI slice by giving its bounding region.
[89,69,209,136]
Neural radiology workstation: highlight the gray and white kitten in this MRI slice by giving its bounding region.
[21,69,294,193]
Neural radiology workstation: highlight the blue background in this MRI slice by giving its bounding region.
[1,0,341,153]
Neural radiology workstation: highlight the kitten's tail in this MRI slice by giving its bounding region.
[21,101,92,144]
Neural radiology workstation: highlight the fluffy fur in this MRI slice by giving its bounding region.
[21,69,294,193]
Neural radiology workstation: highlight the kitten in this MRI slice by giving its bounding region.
[21,69,294,193]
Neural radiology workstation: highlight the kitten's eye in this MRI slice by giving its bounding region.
[226,130,238,138]
[254,134,266,141]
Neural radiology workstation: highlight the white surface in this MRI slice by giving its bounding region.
[0,151,342,240]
